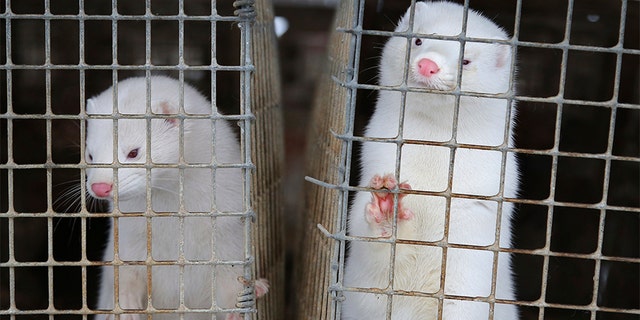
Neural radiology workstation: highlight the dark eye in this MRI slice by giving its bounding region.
[127,148,139,159]
[414,38,422,46]
[462,59,471,66]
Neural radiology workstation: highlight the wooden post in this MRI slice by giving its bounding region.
[249,0,286,318]
[295,1,357,318]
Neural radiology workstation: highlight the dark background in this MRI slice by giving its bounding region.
[1,0,638,319]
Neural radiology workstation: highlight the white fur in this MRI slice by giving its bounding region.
[86,76,245,320]
[342,2,519,319]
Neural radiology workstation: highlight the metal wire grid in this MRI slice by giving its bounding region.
[307,0,640,319]
[1,0,259,318]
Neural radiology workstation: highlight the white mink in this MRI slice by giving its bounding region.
[86,76,267,320]
[342,2,519,320]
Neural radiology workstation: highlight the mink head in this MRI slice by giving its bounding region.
[84,76,213,202]
[380,1,514,95]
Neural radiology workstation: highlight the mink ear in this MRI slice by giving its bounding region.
[86,99,95,114]
[397,2,425,32]
[157,101,178,126]
[86,98,109,115]
[495,44,512,69]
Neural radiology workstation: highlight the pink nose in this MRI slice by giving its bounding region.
[91,183,113,198]
[418,58,440,76]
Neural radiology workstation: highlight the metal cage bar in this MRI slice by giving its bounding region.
[0,0,275,319]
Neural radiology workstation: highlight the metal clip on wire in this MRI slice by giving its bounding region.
[233,0,257,20]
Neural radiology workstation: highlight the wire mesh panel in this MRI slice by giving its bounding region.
[0,0,283,319]
[300,0,639,319]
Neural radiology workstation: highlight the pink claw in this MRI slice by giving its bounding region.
[225,314,242,320]
[370,174,384,189]
[255,278,269,298]
[366,202,385,224]
[91,182,112,198]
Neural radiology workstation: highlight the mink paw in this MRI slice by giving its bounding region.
[365,173,414,237]
[225,278,270,320]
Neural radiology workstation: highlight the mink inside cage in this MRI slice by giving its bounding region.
[1,0,285,319]
[297,0,638,319]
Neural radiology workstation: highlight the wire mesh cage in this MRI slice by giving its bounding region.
[299,0,639,319]
[1,0,284,319]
